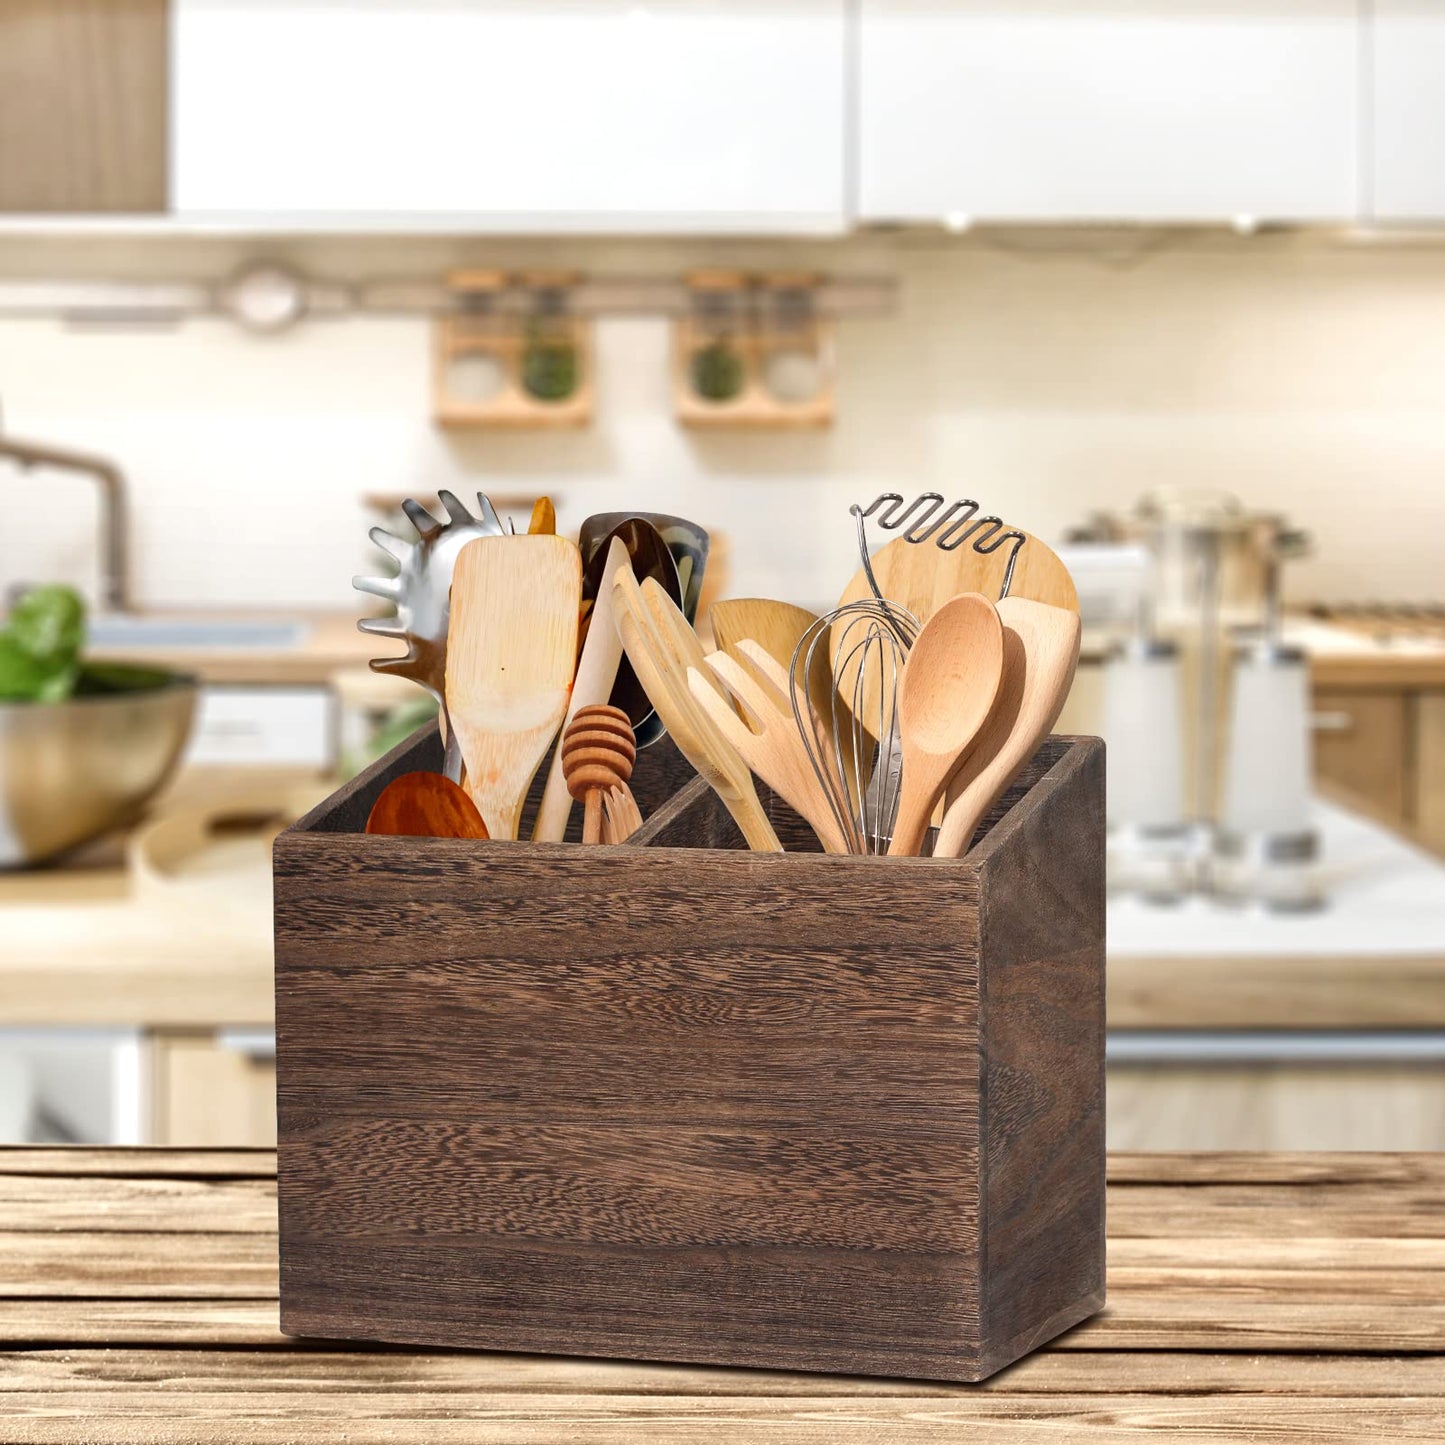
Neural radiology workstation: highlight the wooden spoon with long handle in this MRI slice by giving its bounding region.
[689,644,851,855]
[886,593,1005,858]
[532,535,631,842]
[445,535,581,840]
[612,568,782,852]
[365,772,489,839]
[933,597,1082,859]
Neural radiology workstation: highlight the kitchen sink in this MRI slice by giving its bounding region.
[87,618,313,650]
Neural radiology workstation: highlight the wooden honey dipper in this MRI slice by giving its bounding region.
[560,704,637,844]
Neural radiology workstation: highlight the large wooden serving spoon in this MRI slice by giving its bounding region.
[446,534,581,840]
[886,593,1004,858]
[932,596,1082,859]
[365,772,489,839]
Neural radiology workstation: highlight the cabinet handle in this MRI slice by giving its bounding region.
[1311,710,1354,733]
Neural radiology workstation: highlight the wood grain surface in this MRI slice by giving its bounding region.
[271,729,1102,1382]
[2,1148,1443,1440]
[0,0,168,212]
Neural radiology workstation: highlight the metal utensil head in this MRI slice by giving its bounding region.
[579,511,710,625]
[792,598,918,856]
[852,492,1026,601]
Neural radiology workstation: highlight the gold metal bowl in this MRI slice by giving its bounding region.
[0,669,197,868]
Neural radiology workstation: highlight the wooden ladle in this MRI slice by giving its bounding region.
[365,771,489,839]
[560,704,637,844]
[886,592,1005,857]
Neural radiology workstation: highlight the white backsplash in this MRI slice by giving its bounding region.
[1,231,1444,611]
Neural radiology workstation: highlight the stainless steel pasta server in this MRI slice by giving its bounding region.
[353,490,505,780]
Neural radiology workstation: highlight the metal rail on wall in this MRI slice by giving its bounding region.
[0,264,896,333]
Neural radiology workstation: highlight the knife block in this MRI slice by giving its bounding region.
[273,725,1105,1384]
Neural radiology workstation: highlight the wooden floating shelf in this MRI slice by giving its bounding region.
[434,269,593,429]
[674,270,835,430]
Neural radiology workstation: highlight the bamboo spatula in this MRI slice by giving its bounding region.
[445,535,581,840]
[932,596,1082,859]
[612,569,782,853]
[689,643,852,854]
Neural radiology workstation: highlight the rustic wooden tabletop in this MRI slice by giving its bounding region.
[1,1148,1442,1441]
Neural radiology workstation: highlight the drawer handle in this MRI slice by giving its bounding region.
[1311,710,1354,733]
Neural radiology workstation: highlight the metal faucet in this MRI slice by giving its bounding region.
[0,431,130,613]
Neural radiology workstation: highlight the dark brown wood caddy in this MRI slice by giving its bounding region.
[272,723,1105,1383]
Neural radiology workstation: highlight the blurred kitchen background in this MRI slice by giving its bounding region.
[3,0,1445,1152]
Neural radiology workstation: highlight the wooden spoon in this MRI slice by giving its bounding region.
[561,704,636,844]
[886,593,1005,858]
[932,597,1082,859]
[445,534,581,840]
[365,772,489,839]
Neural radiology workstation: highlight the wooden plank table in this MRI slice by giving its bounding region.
[1,1149,1443,1441]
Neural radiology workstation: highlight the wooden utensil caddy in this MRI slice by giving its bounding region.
[273,725,1105,1384]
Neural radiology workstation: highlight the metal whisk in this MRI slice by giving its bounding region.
[793,599,918,854]
[852,491,1027,601]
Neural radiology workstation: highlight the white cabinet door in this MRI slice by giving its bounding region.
[857,0,1360,223]
[1371,1,1445,220]
[172,0,846,232]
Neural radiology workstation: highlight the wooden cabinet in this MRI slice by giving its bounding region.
[148,1029,276,1148]
[1370,0,1445,219]
[1311,684,1445,852]
[1109,1063,1445,1151]
[1312,689,1412,826]
[1419,695,1445,854]
[170,0,847,231]
[0,0,167,212]
[856,0,1361,223]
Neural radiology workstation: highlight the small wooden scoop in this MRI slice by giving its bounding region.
[561,704,637,844]
[445,534,582,840]
[887,592,1004,857]
[932,596,1082,859]
[365,772,489,839]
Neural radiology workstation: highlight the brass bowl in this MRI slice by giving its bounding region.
[0,667,198,868]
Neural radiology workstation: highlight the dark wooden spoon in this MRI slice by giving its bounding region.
[365,772,490,839]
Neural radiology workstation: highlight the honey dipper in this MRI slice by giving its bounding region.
[561,704,637,844]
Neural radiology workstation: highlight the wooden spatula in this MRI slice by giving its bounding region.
[689,644,852,855]
[932,596,1082,859]
[445,534,581,840]
[365,772,490,839]
[887,593,1005,858]
[612,568,782,852]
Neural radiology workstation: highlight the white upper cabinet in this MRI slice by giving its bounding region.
[171,1,846,232]
[1371,1,1445,220]
[856,1,1361,224]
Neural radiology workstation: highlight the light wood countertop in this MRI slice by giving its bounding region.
[3,1148,1443,1440]
[86,612,384,687]
[0,766,328,1029]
